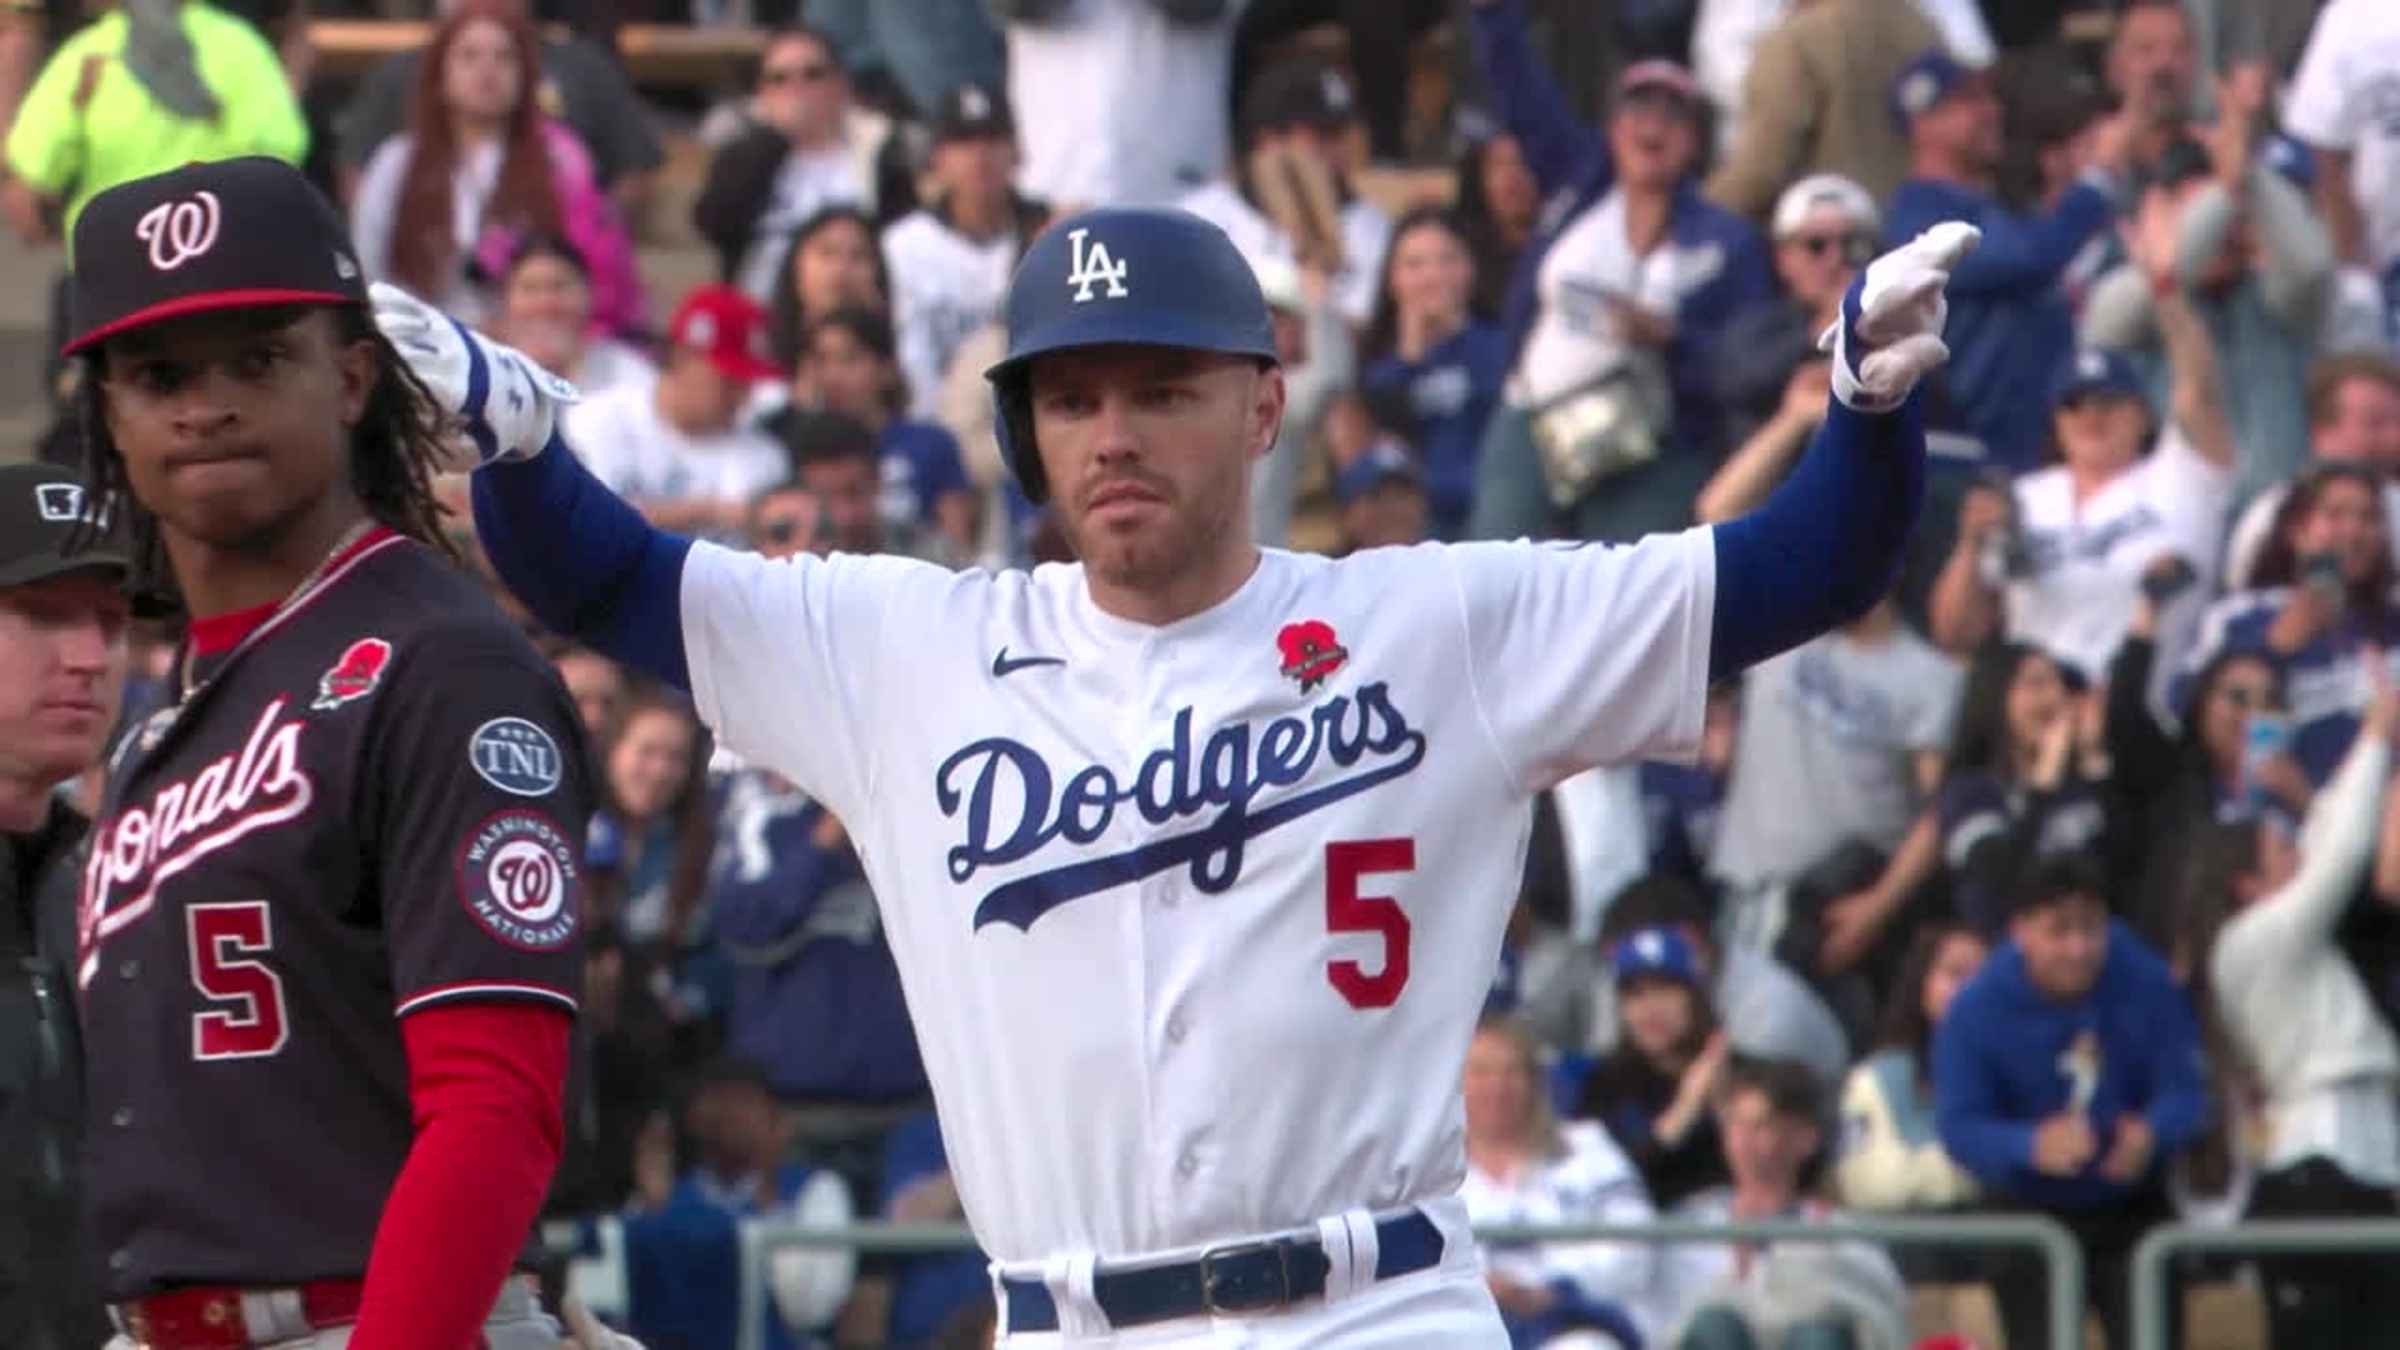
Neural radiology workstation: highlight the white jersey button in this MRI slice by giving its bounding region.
[110,1107,132,1128]
[1176,1151,1199,1178]
[1166,1012,1189,1043]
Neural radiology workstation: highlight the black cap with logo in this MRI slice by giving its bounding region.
[931,82,1014,143]
[63,156,368,358]
[0,463,126,588]
[1241,61,1359,136]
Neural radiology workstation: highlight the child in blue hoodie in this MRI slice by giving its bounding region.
[1933,852,2207,1349]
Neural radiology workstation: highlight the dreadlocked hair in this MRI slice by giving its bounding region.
[73,305,460,615]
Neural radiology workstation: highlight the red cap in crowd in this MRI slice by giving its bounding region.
[669,284,784,383]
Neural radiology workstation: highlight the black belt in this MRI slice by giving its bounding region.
[1000,1208,1445,1333]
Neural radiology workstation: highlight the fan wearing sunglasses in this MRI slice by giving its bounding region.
[694,25,915,302]
[1699,175,1880,520]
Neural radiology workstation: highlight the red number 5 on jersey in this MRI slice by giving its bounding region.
[187,902,290,1060]
[1325,839,1414,1009]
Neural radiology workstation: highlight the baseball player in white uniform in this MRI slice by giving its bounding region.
[377,208,1978,1346]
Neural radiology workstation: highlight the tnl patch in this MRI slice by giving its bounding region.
[470,717,564,797]
[313,638,392,711]
[457,810,579,951]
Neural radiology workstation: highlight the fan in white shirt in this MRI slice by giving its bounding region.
[883,84,1044,423]
[1460,1017,1656,1348]
[1930,229,2243,707]
[564,285,788,540]
[2200,674,2400,1346]
[1179,61,1393,329]
[2286,0,2400,287]
[1002,0,1240,208]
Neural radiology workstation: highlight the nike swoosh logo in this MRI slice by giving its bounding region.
[991,648,1067,677]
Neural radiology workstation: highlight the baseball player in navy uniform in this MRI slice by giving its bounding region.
[388,203,1981,1344]
[61,156,610,1349]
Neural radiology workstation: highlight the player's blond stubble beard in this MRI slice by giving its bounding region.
[1071,462,1249,596]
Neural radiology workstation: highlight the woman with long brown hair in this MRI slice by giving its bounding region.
[2181,463,2400,788]
[1835,922,1985,1214]
[350,0,640,334]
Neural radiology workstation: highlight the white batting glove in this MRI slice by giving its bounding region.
[1816,221,1981,413]
[371,281,580,466]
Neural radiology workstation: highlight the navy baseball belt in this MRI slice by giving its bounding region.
[1000,1206,1446,1332]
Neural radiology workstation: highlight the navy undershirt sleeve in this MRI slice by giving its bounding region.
[469,434,694,690]
[1707,393,1926,682]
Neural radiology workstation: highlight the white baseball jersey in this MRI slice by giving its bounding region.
[2287,0,2400,272]
[564,383,788,514]
[678,533,1715,1263]
[2002,422,2230,697]
[1006,0,1240,208]
[883,209,1021,422]
[1177,180,1393,328]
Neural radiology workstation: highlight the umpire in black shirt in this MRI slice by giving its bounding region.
[0,461,129,1350]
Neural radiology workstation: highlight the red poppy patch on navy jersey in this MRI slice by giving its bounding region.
[1276,620,1348,693]
[312,637,392,711]
[456,810,580,951]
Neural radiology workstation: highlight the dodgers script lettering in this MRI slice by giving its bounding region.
[937,682,1427,931]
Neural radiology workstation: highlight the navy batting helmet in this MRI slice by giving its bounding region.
[985,207,1279,504]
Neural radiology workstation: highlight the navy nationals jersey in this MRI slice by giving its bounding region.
[74,527,590,1298]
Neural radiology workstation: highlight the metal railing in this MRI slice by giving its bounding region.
[729,1213,2084,1350]
[2130,1217,2400,1350]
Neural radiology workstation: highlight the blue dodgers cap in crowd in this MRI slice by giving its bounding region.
[2049,347,2148,409]
[1613,926,1702,987]
[1890,48,1978,129]
[1333,439,1424,507]
[2262,133,2314,190]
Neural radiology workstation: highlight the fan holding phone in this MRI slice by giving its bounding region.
[2181,464,2400,787]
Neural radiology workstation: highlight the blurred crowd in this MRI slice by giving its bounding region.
[11,0,2400,1346]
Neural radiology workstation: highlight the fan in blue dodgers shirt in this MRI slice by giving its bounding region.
[2178,463,2400,788]
[1933,853,2207,1350]
[706,764,929,1106]
[382,209,1976,1347]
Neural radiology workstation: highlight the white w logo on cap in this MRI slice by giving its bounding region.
[1066,228,1128,303]
[135,191,222,272]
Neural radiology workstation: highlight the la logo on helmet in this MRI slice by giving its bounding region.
[136,190,221,271]
[1066,228,1129,303]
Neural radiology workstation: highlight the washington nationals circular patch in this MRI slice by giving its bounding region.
[457,810,579,950]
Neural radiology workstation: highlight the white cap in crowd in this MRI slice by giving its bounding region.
[1770,173,1881,241]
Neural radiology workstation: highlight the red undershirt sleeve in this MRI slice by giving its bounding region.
[348,1001,573,1350]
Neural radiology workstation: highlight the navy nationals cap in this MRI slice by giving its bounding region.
[64,156,368,357]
